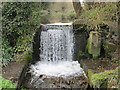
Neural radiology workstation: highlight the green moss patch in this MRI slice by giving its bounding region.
[88,67,119,88]
[14,51,32,62]
[86,31,101,58]
[104,42,117,53]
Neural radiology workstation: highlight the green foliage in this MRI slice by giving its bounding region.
[0,76,28,89]
[103,42,117,58]
[89,67,119,88]
[111,58,119,63]
[2,2,41,48]
[87,69,94,87]
[39,2,50,24]
[67,10,76,21]
[80,3,117,26]
[14,51,32,62]
[14,35,33,53]
[2,2,48,66]
[0,76,16,89]
[21,88,27,90]
[2,40,13,66]
[78,50,85,58]
[103,42,116,53]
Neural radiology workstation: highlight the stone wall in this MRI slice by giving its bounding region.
[73,22,89,60]
[32,25,43,64]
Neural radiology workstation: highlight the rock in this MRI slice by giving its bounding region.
[86,31,101,58]
[104,42,116,53]
[32,25,43,64]
[103,41,117,59]
[18,72,88,89]
[73,21,89,60]
[86,67,119,88]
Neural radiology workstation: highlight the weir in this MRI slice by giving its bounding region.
[30,23,84,78]
[17,23,88,89]
[40,23,73,62]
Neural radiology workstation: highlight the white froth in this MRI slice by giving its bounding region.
[46,23,72,26]
[30,23,85,78]
[30,61,84,77]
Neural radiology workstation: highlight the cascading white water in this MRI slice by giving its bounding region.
[30,23,84,77]
[40,23,73,62]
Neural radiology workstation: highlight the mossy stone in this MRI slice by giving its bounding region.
[87,69,94,87]
[104,42,116,53]
[88,67,119,88]
[86,31,101,58]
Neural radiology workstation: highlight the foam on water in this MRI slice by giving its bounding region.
[30,23,84,78]
[30,61,84,77]
[46,23,72,25]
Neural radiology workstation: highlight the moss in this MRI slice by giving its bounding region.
[87,69,94,87]
[78,51,85,58]
[14,51,32,62]
[88,67,119,88]
[91,71,108,88]
[111,58,119,63]
[104,42,116,53]
[86,31,101,58]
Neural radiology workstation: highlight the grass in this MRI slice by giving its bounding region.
[0,76,16,89]
[0,76,27,90]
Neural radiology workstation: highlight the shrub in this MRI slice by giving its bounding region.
[2,39,13,67]
[90,67,119,88]
[2,2,49,66]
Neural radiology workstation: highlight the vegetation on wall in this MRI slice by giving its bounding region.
[2,2,49,66]
[73,2,118,58]
[87,67,119,88]
[73,2,119,89]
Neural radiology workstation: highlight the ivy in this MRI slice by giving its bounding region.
[2,2,40,47]
[2,2,49,66]
[2,39,13,67]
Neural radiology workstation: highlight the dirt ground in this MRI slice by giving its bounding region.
[2,61,26,84]
[81,58,119,73]
[81,47,119,73]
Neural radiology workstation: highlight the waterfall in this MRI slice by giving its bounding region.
[40,23,73,62]
[30,23,84,77]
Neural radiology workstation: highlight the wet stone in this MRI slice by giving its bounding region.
[22,73,88,89]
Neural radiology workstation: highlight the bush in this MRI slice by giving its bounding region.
[2,2,49,66]
[2,40,13,67]
[2,2,41,48]
[67,10,76,21]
